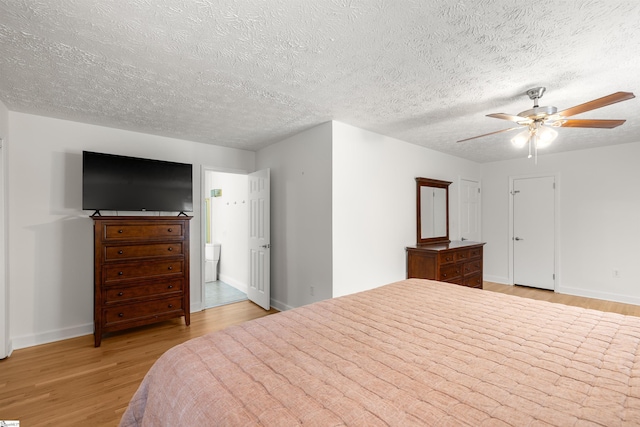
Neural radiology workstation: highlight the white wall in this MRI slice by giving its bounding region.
[207,171,249,291]
[331,122,482,297]
[255,122,333,310]
[0,100,9,358]
[482,142,640,304]
[8,112,255,349]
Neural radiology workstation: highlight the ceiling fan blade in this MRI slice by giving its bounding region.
[557,92,635,118]
[556,119,626,128]
[457,126,522,143]
[487,113,533,124]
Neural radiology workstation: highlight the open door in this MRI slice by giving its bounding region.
[248,169,270,310]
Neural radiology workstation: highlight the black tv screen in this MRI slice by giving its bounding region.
[82,151,193,213]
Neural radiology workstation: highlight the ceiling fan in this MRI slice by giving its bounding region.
[457,87,635,160]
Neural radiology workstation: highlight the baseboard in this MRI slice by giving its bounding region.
[556,285,640,306]
[483,275,510,285]
[0,340,12,359]
[218,274,248,294]
[270,298,293,312]
[12,323,93,351]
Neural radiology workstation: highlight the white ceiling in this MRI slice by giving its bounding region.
[1,0,639,163]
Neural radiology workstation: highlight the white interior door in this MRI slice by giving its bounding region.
[460,178,481,242]
[248,169,270,310]
[513,176,555,290]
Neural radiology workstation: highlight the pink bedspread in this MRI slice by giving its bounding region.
[120,279,640,426]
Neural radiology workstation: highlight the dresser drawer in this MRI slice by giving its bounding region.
[463,259,482,275]
[104,260,184,283]
[104,297,183,325]
[440,264,462,281]
[464,273,483,289]
[105,279,183,303]
[454,250,470,262]
[105,242,183,261]
[469,246,482,260]
[103,223,185,241]
[438,251,457,265]
[438,249,471,265]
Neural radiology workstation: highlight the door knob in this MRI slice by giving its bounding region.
[514,237,524,241]
[260,244,271,249]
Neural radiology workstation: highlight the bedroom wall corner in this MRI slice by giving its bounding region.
[255,122,333,310]
[331,121,482,297]
[0,100,10,358]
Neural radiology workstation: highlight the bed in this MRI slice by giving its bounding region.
[120,279,640,426]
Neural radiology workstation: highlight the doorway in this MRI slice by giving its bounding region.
[202,169,249,309]
[510,175,557,290]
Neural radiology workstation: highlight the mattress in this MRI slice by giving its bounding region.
[120,279,640,426]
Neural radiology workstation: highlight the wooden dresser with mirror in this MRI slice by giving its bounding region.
[406,177,485,289]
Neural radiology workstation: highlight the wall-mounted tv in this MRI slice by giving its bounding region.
[82,151,193,214]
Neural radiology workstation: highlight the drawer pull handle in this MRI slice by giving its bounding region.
[118,271,123,276]
[118,313,124,317]
[443,273,447,277]
[118,229,123,233]
[168,285,173,289]
[118,250,123,254]
[118,292,124,296]
[168,228,173,232]
[168,304,173,308]
[168,266,173,271]
[168,247,173,251]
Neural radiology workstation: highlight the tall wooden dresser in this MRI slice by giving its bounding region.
[406,241,485,289]
[93,216,191,347]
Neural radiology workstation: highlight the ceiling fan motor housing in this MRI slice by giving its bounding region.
[518,105,558,121]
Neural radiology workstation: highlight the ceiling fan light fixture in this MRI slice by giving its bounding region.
[511,129,530,148]
[535,126,558,149]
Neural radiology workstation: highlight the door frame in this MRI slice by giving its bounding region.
[0,137,9,359]
[508,172,561,288]
[199,165,250,312]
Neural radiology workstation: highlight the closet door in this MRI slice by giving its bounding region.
[460,178,481,242]
[513,176,555,290]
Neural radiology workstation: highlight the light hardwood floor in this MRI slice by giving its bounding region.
[2,284,640,426]
[0,301,278,426]
[483,282,640,316]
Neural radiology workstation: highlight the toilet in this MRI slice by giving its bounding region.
[205,243,221,282]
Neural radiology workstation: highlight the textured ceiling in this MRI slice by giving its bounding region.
[1,0,639,163]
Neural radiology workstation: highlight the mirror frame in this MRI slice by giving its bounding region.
[416,177,451,245]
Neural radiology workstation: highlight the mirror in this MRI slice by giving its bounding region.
[416,177,451,245]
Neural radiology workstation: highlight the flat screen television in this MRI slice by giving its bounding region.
[82,151,193,214]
